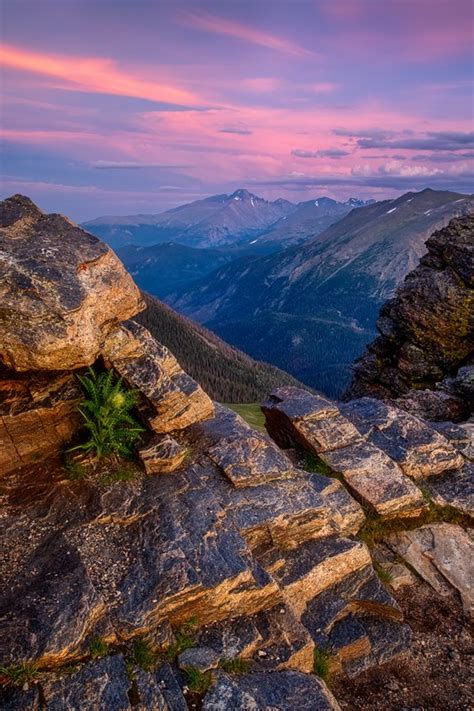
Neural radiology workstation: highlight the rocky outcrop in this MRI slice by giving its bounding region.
[0,195,144,372]
[265,388,441,519]
[1,195,472,710]
[0,196,214,471]
[347,215,474,421]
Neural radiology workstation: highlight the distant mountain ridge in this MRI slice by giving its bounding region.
[83,188,372,251]
[168,188,474,397]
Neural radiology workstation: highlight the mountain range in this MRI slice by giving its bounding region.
[84,188,371,252]
[167,188,474,397]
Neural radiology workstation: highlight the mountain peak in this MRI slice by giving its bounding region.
[229,188,260,201]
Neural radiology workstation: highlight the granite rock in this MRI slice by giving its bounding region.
[0,195,143,371]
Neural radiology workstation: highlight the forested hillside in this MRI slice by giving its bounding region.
[136,292,305,402]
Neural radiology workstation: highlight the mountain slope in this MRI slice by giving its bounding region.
[135,292,306,402]
[117,242,233,298]
[169,188,474,397]
[83,189,295,250]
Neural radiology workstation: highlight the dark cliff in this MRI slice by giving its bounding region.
[347,215,474,421]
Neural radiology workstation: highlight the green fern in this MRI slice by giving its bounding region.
[69,367,144,458]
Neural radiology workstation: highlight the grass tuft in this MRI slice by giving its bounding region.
[303,452,335,477]
[219,657,250,674]
[63,457,88,481]
[184,667,213,694]
[313,648,332,682]
[128,637,158,671]
[88,637,109,660]
[99,463,139,485]
[358,502,470,548]
[374,562,394,585]
[0,662,39,687]
[165,617,198,661]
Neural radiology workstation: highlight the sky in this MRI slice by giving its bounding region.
[1,0,473,220]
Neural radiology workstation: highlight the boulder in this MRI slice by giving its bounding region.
[102,320,214,432]
[0,195,143,371]
[426,462,474,517]
[178,646,220,672]
[41,655,131,710]
[263,387,362,453]
[138,435,187,474]
[388,523,474,617]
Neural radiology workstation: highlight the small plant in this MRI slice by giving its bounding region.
[303,452,334,477]
[99,463,139,485]
[165,617,198,661]
[128,637,157,671]
[63,457,88,481]
[374,562,394,585]
[313,648,332,682]
[70,367,144,459]
[219,657,250,674]
[0,662,39,687]
[185,667,212,694]
[88,637,109,659]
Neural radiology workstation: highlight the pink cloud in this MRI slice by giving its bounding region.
[0,44,202,106]
[177,10,318,58]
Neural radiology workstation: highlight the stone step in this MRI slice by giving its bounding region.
[256,536,372,616]
[320,441,427,519]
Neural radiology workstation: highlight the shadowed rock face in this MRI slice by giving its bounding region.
[0,195,144,371]
[347,215,474,421]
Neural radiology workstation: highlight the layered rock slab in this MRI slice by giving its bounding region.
[138,435,187,474]
[388,523,474,617]
[341,398,464,478]
[202,670,341,711]
[0,369,82,474]
[0,404,364,667]
[0,195,143,371]
[103,320,214,432]
[263,388,432,518]
[321,442,426,518]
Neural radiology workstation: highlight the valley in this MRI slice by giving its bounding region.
[87,187,474,398]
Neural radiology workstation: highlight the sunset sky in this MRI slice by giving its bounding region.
[1,0,473,219]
